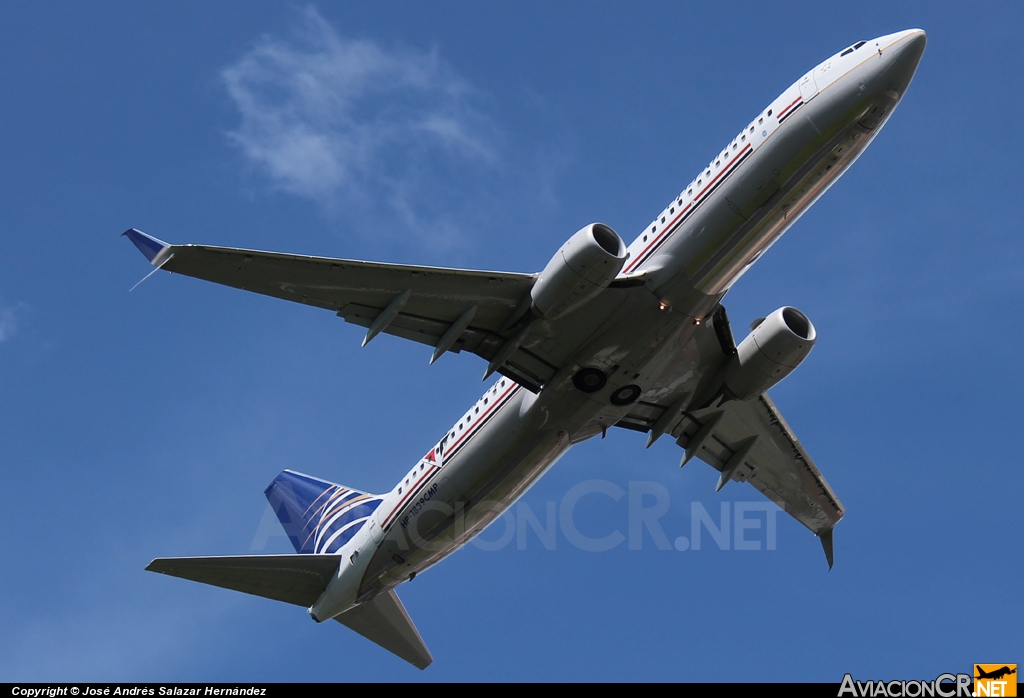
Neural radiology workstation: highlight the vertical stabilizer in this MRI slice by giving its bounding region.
[265,470,383,555]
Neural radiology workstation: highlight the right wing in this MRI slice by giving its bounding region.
[612,308,844,568]
[620,392,844,567]
[124,229,559,390]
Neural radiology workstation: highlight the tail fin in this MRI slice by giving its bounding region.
[265,470,383,554]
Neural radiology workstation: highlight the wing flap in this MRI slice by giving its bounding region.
[335,589,433,670]
[338,301,495,355]
[145,554,341,607]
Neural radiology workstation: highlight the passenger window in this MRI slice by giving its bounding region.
[660,217,665,223]
[758,117,763,124]
[715,161,720,167]
[767,109,772,116]
[643,235,647,242]
[669,208,674,214]
[475,407,479,414]
[688,189,692,195]
[398,488,402,494]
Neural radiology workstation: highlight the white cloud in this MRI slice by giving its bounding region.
[0,302,20,344]
[222,7,502,243]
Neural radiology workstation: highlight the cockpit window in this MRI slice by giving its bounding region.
[841,47,854,57]
[854,40,866,49]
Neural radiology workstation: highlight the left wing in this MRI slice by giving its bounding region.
[145,554,342,607]
[124,229,558,390]
[621,393,843,567]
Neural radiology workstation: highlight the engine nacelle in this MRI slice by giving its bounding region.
[723,306,816,401]
[531,223,627,320]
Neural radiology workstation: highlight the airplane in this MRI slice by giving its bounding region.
[976,666,1017,681]
[128,29,927,669]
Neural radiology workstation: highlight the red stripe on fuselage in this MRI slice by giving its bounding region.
[382,465,441,529]
[381,381,521,529]
[444,382,519,457]
[623,143,753,273]
[776,95,802,122]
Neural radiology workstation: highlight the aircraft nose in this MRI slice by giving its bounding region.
[884,29,927,87]
[891,29,927,68]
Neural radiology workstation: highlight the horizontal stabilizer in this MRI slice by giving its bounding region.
[146,554,341,607]
[336,590,433,670]
[123,228,170,264]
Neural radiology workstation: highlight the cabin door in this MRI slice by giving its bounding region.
[798,71,818,102]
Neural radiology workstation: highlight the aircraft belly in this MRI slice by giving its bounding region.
[366,297,732,594]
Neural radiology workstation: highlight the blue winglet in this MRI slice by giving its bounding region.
[122,228,170,264]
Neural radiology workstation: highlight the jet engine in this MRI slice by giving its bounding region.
[530,223,627,320]
[723,306,816,401]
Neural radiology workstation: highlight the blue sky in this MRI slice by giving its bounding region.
[1,1,1021,682]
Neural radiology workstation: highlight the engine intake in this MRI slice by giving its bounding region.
[531,223,627,320]
[723,306,816,400]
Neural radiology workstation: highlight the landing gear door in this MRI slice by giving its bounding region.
[798,71,818,103]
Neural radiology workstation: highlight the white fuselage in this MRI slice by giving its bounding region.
[310,29,926,622]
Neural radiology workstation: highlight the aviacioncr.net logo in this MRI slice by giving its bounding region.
[838,673,972,697]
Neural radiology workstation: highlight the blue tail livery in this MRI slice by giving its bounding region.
[265,470,384,555]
